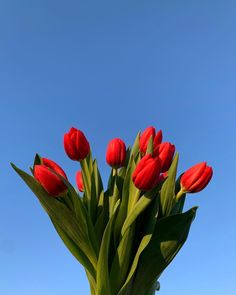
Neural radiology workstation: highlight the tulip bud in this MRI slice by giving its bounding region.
[64,127,90,161]
[139,126,162,155]
[34,158,68,197]
[106,138,127,168]
[180,162,213,193]
[154,142,175,172]
[132,154,161,191]
[76,170,84,192]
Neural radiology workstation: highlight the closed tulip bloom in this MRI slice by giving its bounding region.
[154,142,175,172]
[106,138,126,168]
[76,170,84,192]
[64,127,90,161]
[181,162,213,193]
[34,158,68,197]
[132,154,161,191]
[139,126,162,155]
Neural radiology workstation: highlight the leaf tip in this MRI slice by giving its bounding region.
[10,162,17,170]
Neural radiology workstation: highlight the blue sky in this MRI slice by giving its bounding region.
[0,0,235,294]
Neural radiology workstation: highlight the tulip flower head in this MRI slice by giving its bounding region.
[34,158,68,197]
[180,162,213,193]
[106,138,126,168]
[132,154,161,191]
[76,170,84,192]
[139,126,162,155]
[154,142,175,172]
[64,127,90,161]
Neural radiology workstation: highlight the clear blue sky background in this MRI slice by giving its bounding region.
[0,0,235,294]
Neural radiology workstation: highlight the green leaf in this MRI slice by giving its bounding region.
[146,281,160,295]
[130,207,197,295]
[121,188,158,236]
[96,190,105,218]
[107,168,115,193]
[86,151,93,173]
[130,132,140,159]
[124,147,131,168]
[95,190,109,247]
[109,176,120,218]
[50,217,96,282]
[50,165,99,258]
[85,270,97,295]
[146,136,154,156]
[127,156,140,213]
[90,165,99,225]
[160,153,179,216]
[96,200,120,295]
[116,167,126,193]
[113,156,136,245]
[80,158,92,208]
[93,159,103,198]
[33,153,42,166]
[171,194,186,214]
[110,225,135,295]
[118,196,159,295]
[11,163,98,271]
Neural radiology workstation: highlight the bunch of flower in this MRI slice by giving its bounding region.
[12,126,213,295]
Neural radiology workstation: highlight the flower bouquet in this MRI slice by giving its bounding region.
[11,126,212,295]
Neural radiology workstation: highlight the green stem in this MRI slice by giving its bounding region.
[109,169,119,218]
[127,188,140,214]
[113,167,118,177]
[176,188,185,201]
[86,270,97,295]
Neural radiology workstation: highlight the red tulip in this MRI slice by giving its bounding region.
[34,158,68,197]
[76,170,84,192]
[139,126,162,155]
[154,142,175,172]
[181,162,213,193]
[106,138,126,168]
[64,127,90,161]
[132,154,161,191]
[159,171,168,182]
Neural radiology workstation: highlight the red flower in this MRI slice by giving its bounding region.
[76,170,84,192]
[106,138,126,168]
[34,158,68,197]
[132,154,161,191]
[159,171,168,182]
[64,127,90,161]
[154,142,175,172]
[181,162,213,193]
[139,126,162,155]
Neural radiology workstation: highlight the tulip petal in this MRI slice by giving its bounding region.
[188,166,213,192]
[34,165,67,196]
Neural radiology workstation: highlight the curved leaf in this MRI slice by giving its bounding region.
[96,200,120,295]
[110,225,135,295]
[50,218,96,282]
[121,188,158,236]
[11,163,98,270]
[160,153,179,216]
[130,207,197,295]
[118,196,159,295]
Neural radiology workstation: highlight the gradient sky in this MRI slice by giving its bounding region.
[0,1,235,294]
